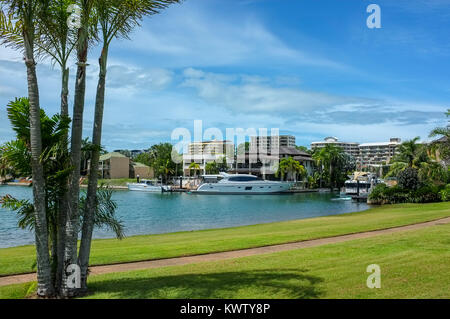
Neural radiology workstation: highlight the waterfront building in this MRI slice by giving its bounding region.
[92,152,154,179]
[231,145,314,179]
[311,136,402,168]
[358,138,402,167]
[98,152,130,179]
[250,135,296,150]
[310,137,360,158]
[130,162,154,179]
[182,140,235,176]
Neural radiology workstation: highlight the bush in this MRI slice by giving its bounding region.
[369,183,443,205]
[398,167,419,190]
[439,184,450,201]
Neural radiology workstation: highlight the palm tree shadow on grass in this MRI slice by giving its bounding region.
[86,268,324,299]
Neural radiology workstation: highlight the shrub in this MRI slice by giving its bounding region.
[398,167,419,190]
[411,185,442,203]
[368,183,443,204]
[439,184,450,201]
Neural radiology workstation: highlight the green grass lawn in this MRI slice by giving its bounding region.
[2,222,449,299]
[0,202,449,277]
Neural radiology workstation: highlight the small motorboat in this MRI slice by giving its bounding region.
[127,179,171,193]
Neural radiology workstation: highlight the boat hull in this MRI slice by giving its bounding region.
[195,181,291,194]
[127,184,171,192]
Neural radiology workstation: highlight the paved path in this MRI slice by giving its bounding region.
[1,216,449,287]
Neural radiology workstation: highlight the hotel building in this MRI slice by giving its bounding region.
[310,137,402,168]
[310,137,360,158]
[182,140,235,176]
[250,135,296,150]
[358,138,401,167]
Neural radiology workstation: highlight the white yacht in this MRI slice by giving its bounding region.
[195,173,292,194]
[127,179,171,193]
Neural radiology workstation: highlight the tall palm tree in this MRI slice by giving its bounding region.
[79,0,181,291]
[1,2,79,291]
[313,145,345,190]
[63,0,96,297]
[0,1,54,297]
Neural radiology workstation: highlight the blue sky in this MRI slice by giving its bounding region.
[0,0,449,150]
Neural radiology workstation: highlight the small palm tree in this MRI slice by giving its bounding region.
[189,162,201,177]
[205,161,219,174]
[429,109,450,163]
[276,157,306,182]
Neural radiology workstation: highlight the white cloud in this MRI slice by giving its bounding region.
[181,68,356,114]
[107,64,173,91]
[117,1,345,69]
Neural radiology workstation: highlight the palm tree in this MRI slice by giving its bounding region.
[1,2,80,291]
[1,98,123,295]
[385,137,424,178]
[429,109,450,163]
[312,145,346,190]
[385,137,447,185]
[0,1,54,297]
[189,162,201,177]
[62,0,97,297]
[205,161,219,174]
[276,157,306,182]
[80,0,181,290]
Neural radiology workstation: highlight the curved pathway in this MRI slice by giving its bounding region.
[1,216,449,287]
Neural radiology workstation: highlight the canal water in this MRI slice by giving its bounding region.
[0,185,368,248]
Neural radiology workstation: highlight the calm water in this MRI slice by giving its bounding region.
[0,185,368,248]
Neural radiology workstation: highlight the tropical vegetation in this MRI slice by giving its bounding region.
[0,0,180,298]
[276,156,306,182]
[370,113,450,204]
[311,144,355,190]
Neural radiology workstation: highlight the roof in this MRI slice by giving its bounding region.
[359,142,399,147]
[132,162,150,168]
[279,146,311,157]
[99,152,127,161]
[433,136,448,143]
[293,155,314,162]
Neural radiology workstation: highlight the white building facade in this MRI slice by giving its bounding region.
[182,140,235,176]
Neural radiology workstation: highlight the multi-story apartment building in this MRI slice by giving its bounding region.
[250,135,296,151]
[310,136,402,168]
[182,140,235,176]
[310,137,360,158]
[358,138,401,167]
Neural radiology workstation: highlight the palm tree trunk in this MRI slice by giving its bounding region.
[56,65,69,292]
[79,46,108,290]
[63,25,89,297]
[23,30,54,297]
[61,67,69,117]
[329,162,334,191]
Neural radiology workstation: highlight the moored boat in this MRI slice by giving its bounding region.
[194,173,292,194]
[344,172,381,195]
[127,179,171,192]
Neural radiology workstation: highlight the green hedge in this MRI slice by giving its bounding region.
[369,183,446,205]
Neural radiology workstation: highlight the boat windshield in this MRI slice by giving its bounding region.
[227,176,261,182]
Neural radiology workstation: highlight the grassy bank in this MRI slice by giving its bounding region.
[0,202,449,277]
[2,222,449,299]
